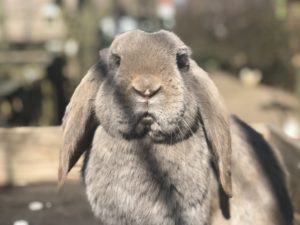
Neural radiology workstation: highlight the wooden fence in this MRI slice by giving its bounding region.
[0,127,81,186]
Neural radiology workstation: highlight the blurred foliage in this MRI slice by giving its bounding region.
[175,0,293,89]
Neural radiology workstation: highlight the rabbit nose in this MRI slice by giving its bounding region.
[132,85,161,98]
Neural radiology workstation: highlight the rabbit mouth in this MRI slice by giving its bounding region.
[132,111,198,143]
[120,112,157,140]
[124,112,173,141]
[120,105,199,143]
[138,113,155,126]
[135,113,156,133]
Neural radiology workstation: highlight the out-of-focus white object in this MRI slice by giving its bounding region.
[100,16,116,39]
[40,3,61,20]
[64,39,79,57]
[157,0,176,29]
[45,40,64,53]
[282,115,300,139]
[13,220,29,225]
[23,68,40,82]
[118,16,138,33]
[28,201,43,211]
[157,1,175,20]
[239,68,262,87]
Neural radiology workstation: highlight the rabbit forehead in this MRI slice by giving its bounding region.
[110,30,187,56]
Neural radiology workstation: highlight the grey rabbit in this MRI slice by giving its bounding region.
[58,30,293,225]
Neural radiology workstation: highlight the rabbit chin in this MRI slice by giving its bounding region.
[117,113,201,144]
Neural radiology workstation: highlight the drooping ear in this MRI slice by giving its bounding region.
[58,49,108,187]
[191,61,232,197]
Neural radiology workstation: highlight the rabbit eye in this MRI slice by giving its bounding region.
[176,53,189,71]
[111,54,121,67]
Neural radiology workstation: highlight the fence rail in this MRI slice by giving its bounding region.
[0,127,81,186]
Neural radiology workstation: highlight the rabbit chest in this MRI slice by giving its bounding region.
[84,126,213,225]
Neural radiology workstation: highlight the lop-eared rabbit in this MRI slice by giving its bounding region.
[59,30,293,225]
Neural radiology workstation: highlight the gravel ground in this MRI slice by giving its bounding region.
[0,182,98,225]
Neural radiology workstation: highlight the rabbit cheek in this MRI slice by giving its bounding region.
[94,83,132,137]
[158,91,199,142]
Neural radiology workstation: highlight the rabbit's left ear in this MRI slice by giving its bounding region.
[191,61,232,197]
[58,49,108,187]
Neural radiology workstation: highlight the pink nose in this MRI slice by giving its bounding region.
[132,85,161,98]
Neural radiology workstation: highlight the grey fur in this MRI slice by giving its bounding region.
[59,30,293,225]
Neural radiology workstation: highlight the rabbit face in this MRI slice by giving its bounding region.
[59,30,232,197]
[95,30,199,143]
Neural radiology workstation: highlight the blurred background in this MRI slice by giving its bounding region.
[0,0,300,225]
[0,0,300,130]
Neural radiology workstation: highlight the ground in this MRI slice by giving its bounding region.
[0,182,98,225]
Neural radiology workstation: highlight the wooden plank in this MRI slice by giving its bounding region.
[0,50,52,65]
[0,127,82,186]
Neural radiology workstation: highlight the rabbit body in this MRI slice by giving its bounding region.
[59,30,293,225]
[210,118,293,225]
[83,118,293,225]
[84,125,211,225]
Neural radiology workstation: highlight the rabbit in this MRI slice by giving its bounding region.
[58,30,293,225]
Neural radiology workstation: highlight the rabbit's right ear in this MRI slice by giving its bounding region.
[190,61,232,198]
[58,49,108,187]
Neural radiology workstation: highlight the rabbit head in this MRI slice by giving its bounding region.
[59,30,232,197]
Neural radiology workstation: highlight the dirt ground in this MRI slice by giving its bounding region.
[1,182,299,225]
[0,182,98,225]
[211,72,298,128]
